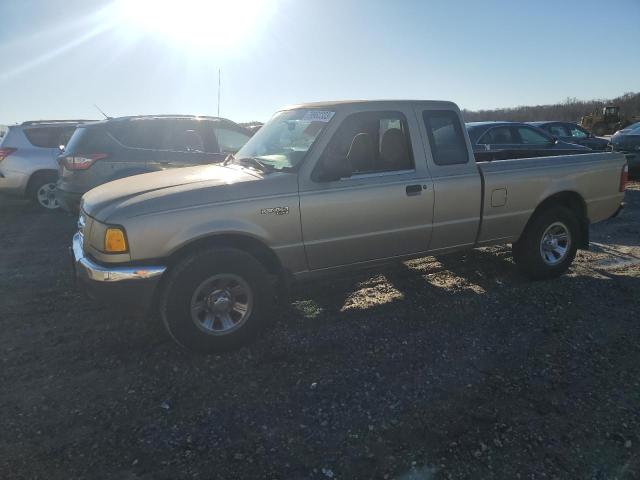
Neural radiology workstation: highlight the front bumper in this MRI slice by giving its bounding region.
[71,232,166,312]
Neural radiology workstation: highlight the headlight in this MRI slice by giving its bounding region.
[104,227,128,253]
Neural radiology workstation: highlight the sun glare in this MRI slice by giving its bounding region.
[116,0,271,49]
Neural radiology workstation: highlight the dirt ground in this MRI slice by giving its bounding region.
[1,183,639,480]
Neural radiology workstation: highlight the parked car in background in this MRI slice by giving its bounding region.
[71,100,627,352]
[0,120,93,210]
[465,121,591,162]
[611,122,640,174]
[56,115,251,213]
[529,121,610,151]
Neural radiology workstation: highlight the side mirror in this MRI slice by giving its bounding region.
[316,155,353,182]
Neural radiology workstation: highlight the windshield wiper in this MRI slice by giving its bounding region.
[222,153,235,166]
[235,156,276,173]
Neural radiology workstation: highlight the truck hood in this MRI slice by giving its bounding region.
[82,164,293,222]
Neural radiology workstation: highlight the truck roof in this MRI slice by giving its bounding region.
[282,99,459,110]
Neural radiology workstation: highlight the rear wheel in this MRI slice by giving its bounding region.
[512,206,580,280]
[159,247,275,353]
[28,172,60,211]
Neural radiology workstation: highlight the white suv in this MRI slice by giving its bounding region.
[0,120,93,210]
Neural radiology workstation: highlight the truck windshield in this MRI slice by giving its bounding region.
[232,109,334,171]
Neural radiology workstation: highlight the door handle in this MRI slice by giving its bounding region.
[405,184,423,196]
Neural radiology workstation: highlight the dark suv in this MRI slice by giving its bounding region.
[56,115,251,212]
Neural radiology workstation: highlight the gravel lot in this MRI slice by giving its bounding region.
[1,183,639,480]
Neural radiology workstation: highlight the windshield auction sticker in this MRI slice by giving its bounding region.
[302,110,335,122]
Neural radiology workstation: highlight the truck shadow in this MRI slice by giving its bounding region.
[288,246,524,322]
[286,185,640,327]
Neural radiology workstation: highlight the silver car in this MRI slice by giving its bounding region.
[0,120,92,210]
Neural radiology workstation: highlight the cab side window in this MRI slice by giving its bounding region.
[517,126,551,144]
[478,126,516,145]
[110,120,167,149]
[548,124,569,137]
[569,125,588,138]
[165,121,205,153]
[322,111,414,174]
[422,110,469,165]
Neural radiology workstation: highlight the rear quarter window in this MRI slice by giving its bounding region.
[23,126,77,148]
[108,120,167,149]
[64,127,114,154]
[422,110,469,165]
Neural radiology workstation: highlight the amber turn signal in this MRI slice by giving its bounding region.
[104,228,128,253]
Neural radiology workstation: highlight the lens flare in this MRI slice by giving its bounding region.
[116,0,271,50]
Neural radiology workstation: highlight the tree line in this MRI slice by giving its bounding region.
[462,92,640,123]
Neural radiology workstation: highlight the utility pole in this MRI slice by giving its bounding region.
[217,69,221,117]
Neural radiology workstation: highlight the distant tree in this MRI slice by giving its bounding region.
[461,92,640,123]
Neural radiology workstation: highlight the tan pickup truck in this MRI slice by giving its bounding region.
[72,100,628,352]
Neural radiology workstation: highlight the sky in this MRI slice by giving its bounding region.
[1,0,639,124]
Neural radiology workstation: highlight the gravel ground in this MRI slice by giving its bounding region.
[1,183,639,480]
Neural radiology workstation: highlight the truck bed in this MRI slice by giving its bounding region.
[475,152,627,245]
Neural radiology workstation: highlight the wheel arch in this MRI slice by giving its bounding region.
[25,169,58,196]
[519,191,589,249]
[165,233,284,277]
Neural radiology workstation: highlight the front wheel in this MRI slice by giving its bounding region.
[512,206,580,280]
[159,247,275,353]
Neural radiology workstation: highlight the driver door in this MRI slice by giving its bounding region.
[298,109,434,271]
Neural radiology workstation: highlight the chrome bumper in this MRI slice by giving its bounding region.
[72,232,166,282]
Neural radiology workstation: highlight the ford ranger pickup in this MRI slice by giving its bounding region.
[71,100,628,352]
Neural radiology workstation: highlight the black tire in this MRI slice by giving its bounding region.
[28,172,60,212]
[159,247,275,353]
[512,206,580,281]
